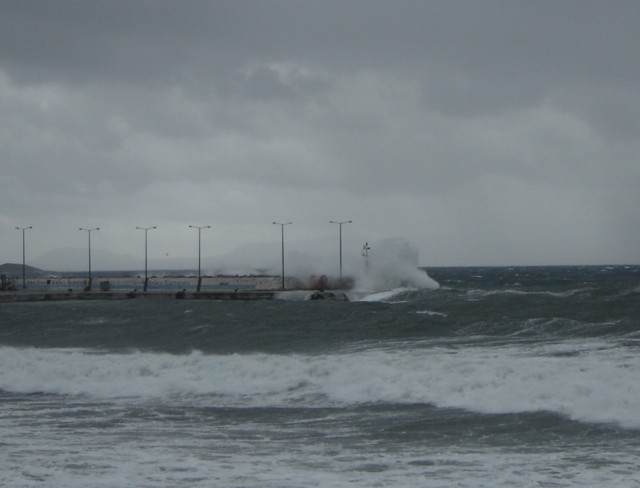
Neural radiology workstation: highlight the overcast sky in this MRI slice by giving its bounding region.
[1,0,639,272]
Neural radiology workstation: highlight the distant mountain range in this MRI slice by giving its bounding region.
[8,235,369,277]
[0,263,48,276]
[29,247,142,272]
[25,241,293,275]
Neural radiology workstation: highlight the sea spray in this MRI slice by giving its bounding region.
[197,236,438,292]
[354,237,439,292]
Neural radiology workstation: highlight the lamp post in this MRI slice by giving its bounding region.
[136,226,156,291]
[79,227,99,290]
[15,226,32,289]
[330,220,352,279]
[273,221,292,289]
[189,225,210,292]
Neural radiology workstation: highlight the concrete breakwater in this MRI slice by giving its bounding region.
[0,289,279,302]
[0,275,353,301]
[18,275,298,293]
[0,276,296,302]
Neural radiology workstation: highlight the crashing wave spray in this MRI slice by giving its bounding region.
[354,237,439,292]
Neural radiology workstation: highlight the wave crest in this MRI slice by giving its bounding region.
[2,343,639,429]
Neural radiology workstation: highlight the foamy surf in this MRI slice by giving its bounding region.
[2,339,639,429]
[2,265,639,488]
[356,287,416,302]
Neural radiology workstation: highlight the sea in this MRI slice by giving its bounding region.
[1,265,639,487]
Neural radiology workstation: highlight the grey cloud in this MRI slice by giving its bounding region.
[236,65,331,103]
[2,1,640,267]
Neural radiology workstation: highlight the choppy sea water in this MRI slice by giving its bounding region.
[1,265,639,487]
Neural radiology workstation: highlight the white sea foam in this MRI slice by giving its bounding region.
[356,287,415,302]
[466,288,589,299]
[1,340,639,429]
[415,310,448,317]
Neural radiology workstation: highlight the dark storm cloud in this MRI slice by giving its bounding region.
[4,1,637,79]
[1,0,639,266]
[3,1,638,135]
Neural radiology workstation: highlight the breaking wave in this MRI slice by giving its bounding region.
[2,341,639,429]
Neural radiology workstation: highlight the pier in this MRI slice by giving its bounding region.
[0,270,354,302]
[0,289,279,302]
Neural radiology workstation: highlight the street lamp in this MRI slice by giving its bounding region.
[136,226,156,291]
[189,225,210,291]
[14,226,32,289]
[330,220,352,279]
[273,221,292,289]
[79,227,99,290]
